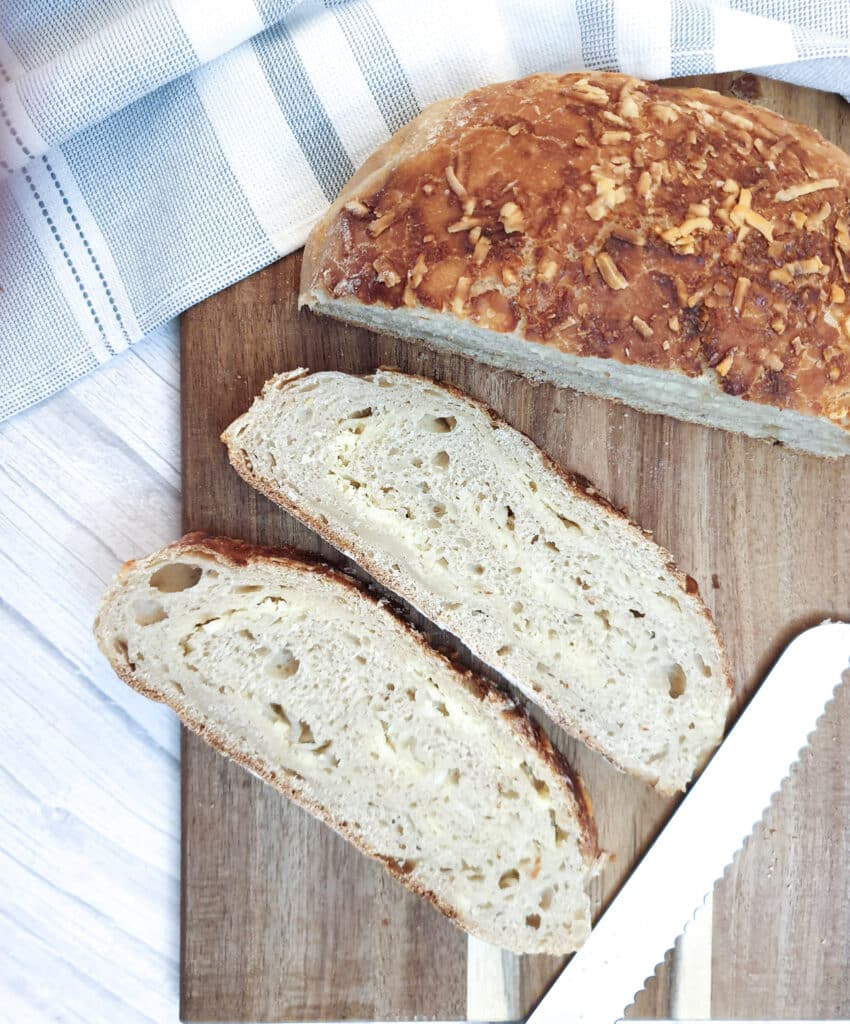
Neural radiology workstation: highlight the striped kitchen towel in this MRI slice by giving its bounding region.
[1,0,848,420]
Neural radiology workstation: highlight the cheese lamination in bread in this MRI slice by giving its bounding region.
[300,72,850,457]
[223,370,733,793]
[95,533,598,955]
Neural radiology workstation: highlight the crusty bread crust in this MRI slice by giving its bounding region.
[301,99,457,290]
[223,369,733,793]
[95,532,599,949]
[301,72,850,442]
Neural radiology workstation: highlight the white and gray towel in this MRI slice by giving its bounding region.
[1,0,848,419]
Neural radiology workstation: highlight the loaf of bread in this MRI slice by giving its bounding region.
[94,533,599,954]
[223,369,733,793]
[300,72,850,457]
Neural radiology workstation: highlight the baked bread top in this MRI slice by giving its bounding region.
[301,72,850,433]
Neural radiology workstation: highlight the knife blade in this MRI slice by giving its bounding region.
[527,620,850,1024]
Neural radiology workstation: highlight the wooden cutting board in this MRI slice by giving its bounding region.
[179,74,850,1022]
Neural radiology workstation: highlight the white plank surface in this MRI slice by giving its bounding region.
[0,323,182,1024]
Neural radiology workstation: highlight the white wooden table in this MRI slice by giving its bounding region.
[1,323,182,1024]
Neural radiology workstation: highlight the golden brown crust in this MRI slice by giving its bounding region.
[222,368,734,793]
[301,72,850,433]
[97,533,599,933]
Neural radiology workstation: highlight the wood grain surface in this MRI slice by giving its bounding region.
[180,74,850,1022]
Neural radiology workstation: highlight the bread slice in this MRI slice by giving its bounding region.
[224,369,733,794]
[94,532,599,955]
[300,71,850,457]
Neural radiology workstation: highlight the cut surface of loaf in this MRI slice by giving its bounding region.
[94,533,599,955]
[224,370,733,793]
[300,72,850,457]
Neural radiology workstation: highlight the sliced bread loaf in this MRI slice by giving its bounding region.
[94,533,599,955]
[300,72,850,457]
[223,369,733,793]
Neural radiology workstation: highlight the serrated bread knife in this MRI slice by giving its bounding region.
[527,620,850,1024]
